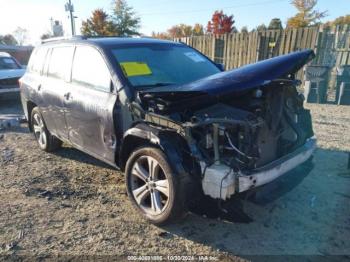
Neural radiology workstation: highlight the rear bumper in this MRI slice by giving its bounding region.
[238,137,317,192]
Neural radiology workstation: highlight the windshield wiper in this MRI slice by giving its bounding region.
[135,82,175,89]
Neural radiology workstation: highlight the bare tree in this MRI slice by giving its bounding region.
[13,27,28,45]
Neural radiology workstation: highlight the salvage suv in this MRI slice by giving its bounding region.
[20,36,316,224]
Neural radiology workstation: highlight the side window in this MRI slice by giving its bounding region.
[72,46,111,91]
[28,47,48,74]
[48,46,74,81]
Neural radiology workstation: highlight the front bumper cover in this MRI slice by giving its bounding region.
[238,137,317,192]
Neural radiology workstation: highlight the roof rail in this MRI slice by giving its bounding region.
[41,35,86,44]
[83,35,141,39]
[84,35,120,38]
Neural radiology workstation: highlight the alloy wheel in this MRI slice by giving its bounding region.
[130,156,170,215]
[32,113,47,148]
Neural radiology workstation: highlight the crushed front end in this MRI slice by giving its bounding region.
[181,80,316,199]
[135,50,316,200]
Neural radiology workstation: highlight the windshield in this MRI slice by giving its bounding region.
[111,44,220,89]
[0,57,21,70]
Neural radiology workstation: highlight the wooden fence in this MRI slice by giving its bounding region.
[174,25,350,87]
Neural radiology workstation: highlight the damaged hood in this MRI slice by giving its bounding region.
[141,49,315,97]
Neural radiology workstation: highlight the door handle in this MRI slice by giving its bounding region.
[63,92,71,100]
[37,84,41,91]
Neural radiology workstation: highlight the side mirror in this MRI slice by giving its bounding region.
[216,63,225,71]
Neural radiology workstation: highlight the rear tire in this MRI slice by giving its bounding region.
[125,147,190,225]
[31,107,62,152]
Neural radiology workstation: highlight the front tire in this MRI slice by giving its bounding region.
[125,147,189,225]
[31,107,62,152]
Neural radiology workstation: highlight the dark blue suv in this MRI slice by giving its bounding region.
[20,36,316,224]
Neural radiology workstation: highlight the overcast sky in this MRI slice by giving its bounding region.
[0,0,348,45]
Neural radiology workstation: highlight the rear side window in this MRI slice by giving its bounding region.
[28,47,48,74]
[48,46,74,81]
[72,46,111,91]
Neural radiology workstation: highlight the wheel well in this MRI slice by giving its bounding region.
[118,136,153,171]
[118,132,201,178]
[27,101,37,132]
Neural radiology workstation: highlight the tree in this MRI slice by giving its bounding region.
[241,26,249,34]
[180,24,193,36]
[268,18,283,30]
[13,27,28,45]
[151,31,171,40]
[40,33,52,40]
[193,23,204,36]
[81,9,117,36]
[168,24,193,38]
[256,23,267,31]
[153,23,204,39]
[207,10,235,34]
[167,25,184,38]
[111,0,140,36]
[324,15,350,27]
[287,0,328,28]
[0,34,18,45]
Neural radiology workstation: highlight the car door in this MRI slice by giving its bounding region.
[20,47,48,118]
[64,45,117,164]
[40,45,74,141]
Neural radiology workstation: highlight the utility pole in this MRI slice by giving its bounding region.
[65,0,75,35]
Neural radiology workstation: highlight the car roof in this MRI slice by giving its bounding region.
[40,36,183,48]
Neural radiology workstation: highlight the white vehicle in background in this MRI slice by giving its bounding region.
[0,52,25,97]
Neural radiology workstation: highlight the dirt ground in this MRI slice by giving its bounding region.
[0,99,350,261]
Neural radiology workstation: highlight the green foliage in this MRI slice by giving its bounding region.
[287,0,328,28]
[81,1,140,37]
[81,9,117,36]
[0,34,18,45]
[111,0,140,36]
[268,18,283,30]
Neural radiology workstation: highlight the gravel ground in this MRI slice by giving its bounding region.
[0,99,349,261]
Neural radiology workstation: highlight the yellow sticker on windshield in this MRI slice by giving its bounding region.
[120,62,152,77]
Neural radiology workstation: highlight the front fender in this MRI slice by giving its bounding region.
[119,123,197,177]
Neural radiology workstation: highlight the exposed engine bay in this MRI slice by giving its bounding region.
[139,80,313,169]
[189,82,313,170]
[135,79,315,200]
